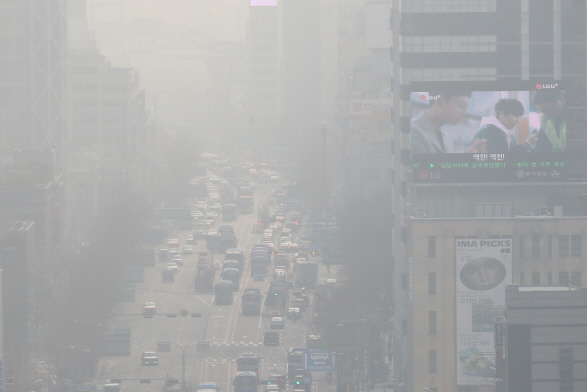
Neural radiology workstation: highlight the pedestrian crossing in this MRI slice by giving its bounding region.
[209,341,262,347]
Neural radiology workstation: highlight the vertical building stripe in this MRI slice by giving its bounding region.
[521,0,529,80]
[553,0,561,80]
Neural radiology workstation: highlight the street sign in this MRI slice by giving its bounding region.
[303,351,335,372]
[285,198,303,211]
[302,376,312,385]
[114,329,130,336]
[322,247,342,265]
[276,376,286,385]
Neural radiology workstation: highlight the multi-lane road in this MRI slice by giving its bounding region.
[96,182,337,392]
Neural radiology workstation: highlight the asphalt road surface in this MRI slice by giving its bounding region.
[95,182,337,392]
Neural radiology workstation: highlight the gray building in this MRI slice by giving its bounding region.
[389,1,587,391]
[0,0,67,168]
[506,285,587,392]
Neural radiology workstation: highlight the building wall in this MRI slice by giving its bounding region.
[246,4,282,156]
[0,222,35,383]
[390,2,587,390]
[506,286,587,392]
[409,217,587,392]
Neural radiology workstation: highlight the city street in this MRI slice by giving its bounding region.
[95,183,337,392]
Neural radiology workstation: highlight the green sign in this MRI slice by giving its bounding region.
[311,228,337,241]
[114,329,131,336]
[322,247,342,265]
[115,289,135,302]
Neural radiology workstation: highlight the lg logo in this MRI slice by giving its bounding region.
[419,171,440,180]
[536,83,558,89]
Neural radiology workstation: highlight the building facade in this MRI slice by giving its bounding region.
[506,285,587,392]
[390,1,587,391]
[409,217,587,392]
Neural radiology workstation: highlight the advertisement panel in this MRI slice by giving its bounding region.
[350,99,391,119]
[456,238,512,386]
[250,0,277,5]
[410,81,569,183]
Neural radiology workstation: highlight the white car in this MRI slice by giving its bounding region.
[183,245,194,255]
[171,255,183,265]
[270,317,285,329]
[166,262,179,273]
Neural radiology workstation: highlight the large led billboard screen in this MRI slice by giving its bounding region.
[250,0,277,5]
[410,81,569,183]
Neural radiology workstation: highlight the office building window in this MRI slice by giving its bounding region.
[428,236,436,258]
[571,272,581,287]
[429,350,437,373]
[403,0,496,13]
[429,273,436,295]
[520,272,525,285]
[519,236,525,258]
[402,67,497,83]
[559,272,570,286]
[559,235,569,257]
[548,272,553,285]
[429,311,437,335]
[532,236,540,258]
[571,235,582,257]
[548,235,553,257]
[533,273,540,285]
[402,35,497,53]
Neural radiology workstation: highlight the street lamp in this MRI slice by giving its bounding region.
[174,344,195,387]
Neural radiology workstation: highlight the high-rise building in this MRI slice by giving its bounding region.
[390,1,587,391]
[0,0,67,167]
[245,2,282,157]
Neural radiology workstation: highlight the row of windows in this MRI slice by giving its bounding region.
[72,84,128,94]
[425,270,581,296]
[426,235,583,258]
[403,0,496,14]
[73,101,128,109]
[519,271,581,286]
[402,35,497,53]
[401,67,497,82]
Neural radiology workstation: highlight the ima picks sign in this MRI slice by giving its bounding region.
[456,239,511,386]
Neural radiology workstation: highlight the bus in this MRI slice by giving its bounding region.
[237,353,260,375]
[214,280,234,305]
[287,348,306,381]
[293,260,318,289]
[238,196,255,214]
[233,371,258,392]
[242,288,262,315]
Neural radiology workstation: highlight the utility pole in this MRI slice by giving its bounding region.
[321,122,328,222]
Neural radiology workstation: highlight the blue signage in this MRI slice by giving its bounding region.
[303,351,335,372]
[285,198,303,211]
